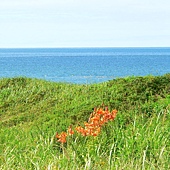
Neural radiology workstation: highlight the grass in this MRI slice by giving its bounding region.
[0,74,170,169]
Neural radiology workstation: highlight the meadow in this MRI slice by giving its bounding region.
[0,74,170,169]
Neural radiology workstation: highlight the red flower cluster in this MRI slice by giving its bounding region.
[55,107,117,143]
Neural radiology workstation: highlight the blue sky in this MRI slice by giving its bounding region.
[0,0,170,48]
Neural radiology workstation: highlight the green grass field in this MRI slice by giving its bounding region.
[0,74,170,169]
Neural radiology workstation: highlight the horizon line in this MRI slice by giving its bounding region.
[0,46,170,49]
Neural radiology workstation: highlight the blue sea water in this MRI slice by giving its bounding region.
[0,48,170,84]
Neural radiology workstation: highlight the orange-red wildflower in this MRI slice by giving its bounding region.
[55,107,117,143]
[56,132,67,143]
[68,126,74,135]
[75,126,87,136]
[96,108,104,115]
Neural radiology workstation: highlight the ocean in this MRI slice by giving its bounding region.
[0,47,170,84]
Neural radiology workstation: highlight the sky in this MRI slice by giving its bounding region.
[0,0,170,48]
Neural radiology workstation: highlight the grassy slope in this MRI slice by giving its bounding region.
[0,74,170,169]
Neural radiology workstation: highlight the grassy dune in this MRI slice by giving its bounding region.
[0,74,170,169]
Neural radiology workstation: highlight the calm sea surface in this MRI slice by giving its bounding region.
[0,48,170,84]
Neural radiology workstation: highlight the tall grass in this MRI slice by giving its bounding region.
[0,74,170,169]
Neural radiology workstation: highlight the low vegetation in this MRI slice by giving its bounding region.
[0,74,170,169]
